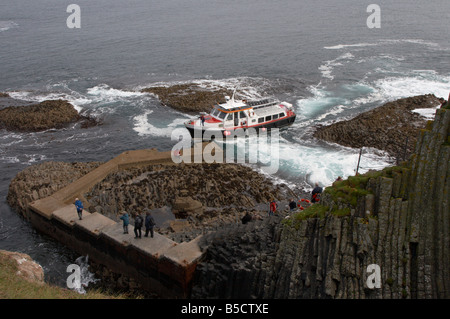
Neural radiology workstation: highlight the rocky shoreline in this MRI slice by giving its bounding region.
[0,96,102,132]
[141,83,237,114]
[313,94,445,158]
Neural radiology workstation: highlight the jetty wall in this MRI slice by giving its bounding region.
[26,145,216,298]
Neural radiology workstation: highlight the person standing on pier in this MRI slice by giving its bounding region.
[144,210,156,238]
[74,198,83,220]
[134,213,143,239]
[120,211,130,234]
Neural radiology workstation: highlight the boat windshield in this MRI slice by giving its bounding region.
[217,111,227,120]
[211,107,220,117]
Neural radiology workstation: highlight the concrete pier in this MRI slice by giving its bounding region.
[27,143,220,297]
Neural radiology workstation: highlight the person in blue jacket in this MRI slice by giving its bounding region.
[120,211,129,234]
[74,198,83,220]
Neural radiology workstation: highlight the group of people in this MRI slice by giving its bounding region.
[76,182,325,235]
[74,198,156,239]
[120,209,156,239]
[241,182,325,224]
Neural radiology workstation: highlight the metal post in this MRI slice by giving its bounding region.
[356,148,362,175]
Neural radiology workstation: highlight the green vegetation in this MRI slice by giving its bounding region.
[283,204,328,229]
[284,164,410,229]
[425,120,434,131]
[295,204,329,221]
[324,174,373,207]
[0,254,128,299]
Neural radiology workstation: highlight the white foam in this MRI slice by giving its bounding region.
[0,156,20,164]
[71,255,99,294]
[324,39,440,50]
[0,21,18,32]
[318,52,354,80]
[87,84,145,101]
[412,107,440,119]
[324,43,379,50]
[25,154,48,165]
[231,134,394,189]
[133,111,189,137]
[354,74,450,105]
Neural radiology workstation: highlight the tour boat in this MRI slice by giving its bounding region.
[184,93,296,139]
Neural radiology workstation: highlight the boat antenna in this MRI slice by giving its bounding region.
[231,87,237,106]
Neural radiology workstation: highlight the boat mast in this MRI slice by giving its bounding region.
[230,87,237,107]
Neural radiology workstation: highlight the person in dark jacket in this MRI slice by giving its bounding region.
[289,199,297,211]
[134,213,143,238]
[74,198,83,220]
[241,212,252,224]
[120,211,129,234]
[311,183,323,203]
[144,210,156,238]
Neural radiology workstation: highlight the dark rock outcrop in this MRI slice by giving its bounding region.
[313,94,444,158]
[0,100,80,131]
[141,84,234,113]
[0,99,102,132]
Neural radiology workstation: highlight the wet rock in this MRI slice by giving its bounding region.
[0,100,80,131]
[172,195,203,218]
[0,98,102,132]
[313,94,445,158]
[141,83,234,113]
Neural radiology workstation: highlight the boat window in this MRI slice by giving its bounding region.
[279,112,285,117]
[265,115,271,122]
[252,119,256,123]
[258,117,264,123]
[239,111,246,119]
[273,114,279,120]
[218,111,227,120]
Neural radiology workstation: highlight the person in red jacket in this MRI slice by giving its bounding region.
[269,200,278,216]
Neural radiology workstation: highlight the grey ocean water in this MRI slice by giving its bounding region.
[0,0,449,288]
